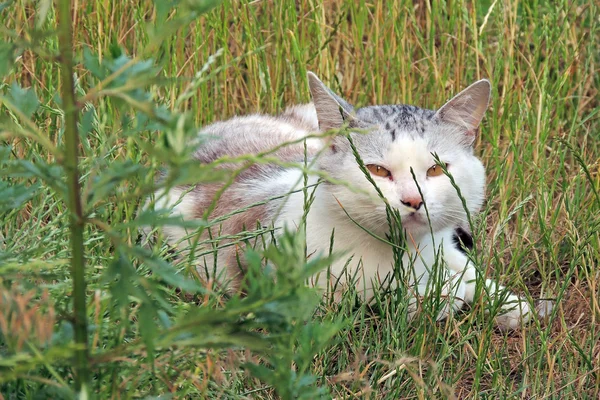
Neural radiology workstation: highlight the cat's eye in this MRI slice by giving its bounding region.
[366,164,391,178]
[427,163,447,177]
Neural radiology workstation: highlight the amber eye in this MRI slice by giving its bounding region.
[366,164,392,178]
[427,163,447,177]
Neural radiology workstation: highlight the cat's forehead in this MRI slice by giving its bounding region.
[356,105,435,130]
[386,136,431,168]
[354,105,437,143]
[351,104,469,157]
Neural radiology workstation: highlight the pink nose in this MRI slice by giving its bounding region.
[401,198,423,210]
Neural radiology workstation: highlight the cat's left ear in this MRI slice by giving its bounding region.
[435,79,491,142]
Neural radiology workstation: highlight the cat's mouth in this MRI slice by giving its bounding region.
[401,212,425,226]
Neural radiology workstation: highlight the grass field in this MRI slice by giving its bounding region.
[1,0,599,398]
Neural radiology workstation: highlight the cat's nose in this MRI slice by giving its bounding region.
[400,198,423,211]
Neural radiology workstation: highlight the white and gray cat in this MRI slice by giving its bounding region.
[147,72,534,330]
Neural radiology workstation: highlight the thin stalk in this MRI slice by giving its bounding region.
[57,0,90,393]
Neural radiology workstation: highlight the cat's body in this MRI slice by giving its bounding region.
[147,73,532,330]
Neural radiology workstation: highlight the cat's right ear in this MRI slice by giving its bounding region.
[435,79,491,141]
[307,72,354,131]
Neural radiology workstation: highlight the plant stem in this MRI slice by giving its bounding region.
[57,0,90,393]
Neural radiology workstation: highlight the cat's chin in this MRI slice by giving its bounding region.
[398,213,431,238]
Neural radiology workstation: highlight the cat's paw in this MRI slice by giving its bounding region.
[494,296,532,331]
[535,299,554,319]
[493,298,556,331]
[408,277,467,322]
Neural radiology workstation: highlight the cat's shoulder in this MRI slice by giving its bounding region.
[199,103,317,135]
[278,103,318,132]
[194,103,321,164]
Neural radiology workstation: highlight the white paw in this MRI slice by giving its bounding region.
[409,277,466,322]
[494,297,532,331]
[535,299,554,319]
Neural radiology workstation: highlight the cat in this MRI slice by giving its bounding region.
[145,72,533,330]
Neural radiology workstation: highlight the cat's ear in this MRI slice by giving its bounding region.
[435,79,491,139]
[307,72,354,131]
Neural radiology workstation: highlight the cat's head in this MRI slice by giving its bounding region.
[308,72,489,238]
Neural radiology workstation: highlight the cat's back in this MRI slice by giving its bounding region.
[194,103,321,163]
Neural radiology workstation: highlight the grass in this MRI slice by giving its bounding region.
[1,0,599,398]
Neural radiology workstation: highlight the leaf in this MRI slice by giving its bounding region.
[8,82,40,118]
[0,344,78,384]
[138,303,158,364]
[82,47,106,79]
[129,245,205,293]
[131,209,209,230]
[35,0,52,28]
[0,157,66,197]
[153,0,180,22]
[167,326,268,350]
[243,363,275,384]
[79,107,96,138]
[0,181,39,212]
[30,385,74,400]
[50,321,75,347]
[0,1,15,12]
[0,41,16,78]
[157,310,172,329]
[103,254,135,311]
[165,162,229,186]
[182,0,223,15]
[86,160,146,207]
[112,55,155,76]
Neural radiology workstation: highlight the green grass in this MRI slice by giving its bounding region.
[1,0,599,398]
